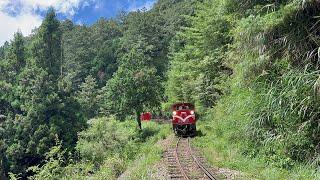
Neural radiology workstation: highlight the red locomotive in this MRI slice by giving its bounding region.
[171,103,196,135]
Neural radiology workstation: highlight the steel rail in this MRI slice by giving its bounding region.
[174,137,190,180]
[187,137,218,180]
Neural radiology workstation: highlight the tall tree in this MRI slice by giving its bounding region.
[32,8,62,79]
[62,25,94,88]
[1,9,85,177]
[75,75,99,118]
[166,0,231,108]
[8,32,25,74]
[0,41,9,60]
[103,36,162,129]
[0,32,26,83]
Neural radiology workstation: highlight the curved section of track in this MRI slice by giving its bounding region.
[166,137,218,180]
[187,138,217,180]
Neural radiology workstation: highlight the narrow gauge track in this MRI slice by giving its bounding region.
[165,137,218,180]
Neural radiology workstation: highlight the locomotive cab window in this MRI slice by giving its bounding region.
[175,105,192,110]
[179,106,189,110]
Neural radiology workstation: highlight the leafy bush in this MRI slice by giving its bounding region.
[76,118,136,165]
[29,117,171,179]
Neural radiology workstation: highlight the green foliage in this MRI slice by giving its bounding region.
[28,138,66,180]
[248,67,320,165]
[3,0,320,178]
[103,36,163,128]
[29,117,171,179]
[0,41,9,60]
[0,0,193,177]
[61,18,121,89]
[76,118,135,165]
[61,25,95,89]
[166,0,232,109]
[188,0,320,175]
[163,0,320,177]
[75,75,100,118]
[32,8,62,79]
[5,32,26,79]
[91,38,119,86]
[224,0,320,167]
[0,9,86,177]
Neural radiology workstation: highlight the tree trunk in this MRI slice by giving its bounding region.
[0,160,6,180]
[136,110,142,130]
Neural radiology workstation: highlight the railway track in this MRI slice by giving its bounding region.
[165,137,219,180]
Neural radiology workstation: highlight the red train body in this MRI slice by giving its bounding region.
[171,103,196,135]
[140,112,152,121]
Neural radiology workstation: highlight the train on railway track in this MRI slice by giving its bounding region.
[171,103,196,136]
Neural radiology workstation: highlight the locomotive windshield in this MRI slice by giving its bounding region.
[177,106,189,110]
[172,103,194,111]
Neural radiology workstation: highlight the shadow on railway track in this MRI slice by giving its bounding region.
[176,130,206,138]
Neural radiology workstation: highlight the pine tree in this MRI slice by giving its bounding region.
[32,8,62,80]
[75,75,99,118]
[1,9,85,177]
[9,32,25,74]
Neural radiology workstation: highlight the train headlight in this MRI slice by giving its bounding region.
[190,110,194,115]
[173,111,177,115]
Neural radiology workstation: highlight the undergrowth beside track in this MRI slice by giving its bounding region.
[194,115,320,179]
[26,118,171,179]
[183,1,320,179]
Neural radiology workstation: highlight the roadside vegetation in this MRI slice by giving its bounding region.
[185,0,320,179]
[2,0,320,179]
[26,119,170,179]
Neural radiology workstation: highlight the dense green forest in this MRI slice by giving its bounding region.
[1,0,320,179]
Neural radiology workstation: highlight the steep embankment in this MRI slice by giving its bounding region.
[165,0,320,179]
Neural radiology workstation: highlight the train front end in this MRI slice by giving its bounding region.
[171,103,196,136]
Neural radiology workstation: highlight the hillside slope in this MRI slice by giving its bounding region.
[2,0,320,179]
